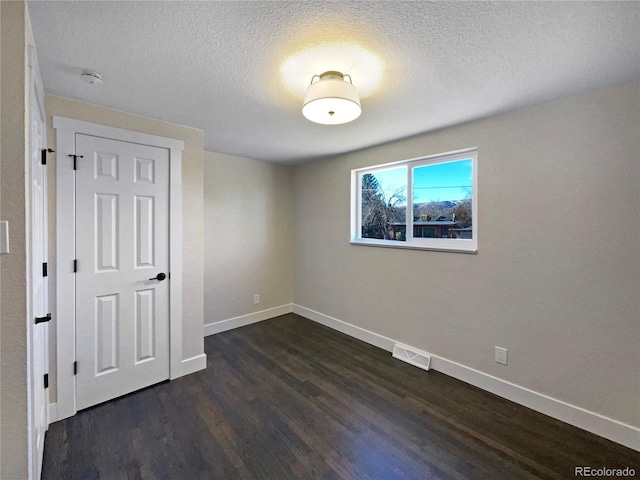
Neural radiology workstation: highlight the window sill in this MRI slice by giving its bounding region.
[350,239,478,254]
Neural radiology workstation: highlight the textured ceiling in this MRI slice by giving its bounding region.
[28,1,640,165]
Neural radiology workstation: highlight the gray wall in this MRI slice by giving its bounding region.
[292,83,640,427]
[1,2,30,477]
[203,151,293,325]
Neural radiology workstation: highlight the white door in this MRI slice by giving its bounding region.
[29,67,49,478]
[74,134,170,410]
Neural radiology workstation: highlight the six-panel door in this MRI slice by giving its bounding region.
[75,134,170,410]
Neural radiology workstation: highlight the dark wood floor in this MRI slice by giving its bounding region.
[42,313,639,479]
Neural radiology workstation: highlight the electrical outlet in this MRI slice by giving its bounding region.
[495,346,508,365]
[253,294,260,305]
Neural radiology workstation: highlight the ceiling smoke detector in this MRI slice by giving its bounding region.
[81,70,103,85]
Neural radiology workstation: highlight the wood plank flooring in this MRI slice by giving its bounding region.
[42,313,639,479]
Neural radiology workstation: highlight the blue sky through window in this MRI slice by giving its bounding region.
[370,159,472,205]
[413,159,472,203]
[372,166,407,206]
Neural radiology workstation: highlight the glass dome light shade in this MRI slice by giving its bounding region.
[302,73,361,125]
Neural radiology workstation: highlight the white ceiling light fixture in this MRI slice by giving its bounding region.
[302,71,361,125]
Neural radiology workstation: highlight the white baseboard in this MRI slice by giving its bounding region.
[204,304,293,336]
[171,353,207,380]
[292,304,640,452]
[292,304,395,351]
[48,402,58,424]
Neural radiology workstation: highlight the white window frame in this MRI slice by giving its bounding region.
[350,148,478,254]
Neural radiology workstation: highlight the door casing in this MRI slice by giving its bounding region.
[54,117,185,421]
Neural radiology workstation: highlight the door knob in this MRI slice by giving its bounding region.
[149,272,167,281]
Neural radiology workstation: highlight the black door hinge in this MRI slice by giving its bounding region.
[73,259,77,272]
[41,148,54,165]
[43,262,48,277]
[73,361,77,375]
[68,154,83,170]
[44,374,49,389]
[35,313,52,324]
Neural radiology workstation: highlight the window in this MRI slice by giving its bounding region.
[416,227,436,238]
[351,148,477,253]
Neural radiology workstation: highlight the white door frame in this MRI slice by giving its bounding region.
[54,117,185,421]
